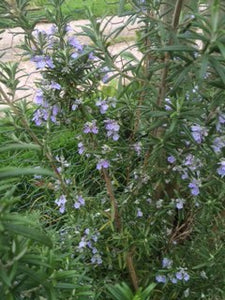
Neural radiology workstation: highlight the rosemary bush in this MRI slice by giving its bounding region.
[1,0,225,299]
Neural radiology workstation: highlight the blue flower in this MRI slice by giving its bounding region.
[50,81,61,90]
[68,36,83,52]
[55,195,67,213]
[155,275,167,283]
[175,268,190,282]
[78,142,85,155]
[212,136,225,153]
[162,258,173,269]
[191,124,208,144]
[104,119,120,141]
[217,160,225,178]
[175,198,185,210]
[168,155,176,164]
[83,120,99,134]
[96,159,110,170]
[188,179,200,196]
[74,195,85,209]
[133,142,142,156]
[34,89,44,105]
[96,99,109,114]
[137,208,143,217]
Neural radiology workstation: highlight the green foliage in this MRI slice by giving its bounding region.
[107,282,157,300]
[1,0,225,299]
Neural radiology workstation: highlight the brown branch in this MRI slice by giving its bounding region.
[126,247,139,291]
[102,169,121,232]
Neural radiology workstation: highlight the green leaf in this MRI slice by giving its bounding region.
[0,143,41,152]
[209,56,225,85]
[142,109,169,118]
[118,0,126,15]
[199,54,209,80]
[55,282,78,289]
[141,282,157,298]
[216,41,225,60]
[0,167,55,179]
[2,224,52,247]
[156,45,196,52]
[53,270,78,280]
[0,268,11,287]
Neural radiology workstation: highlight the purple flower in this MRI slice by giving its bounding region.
[89,52,97,60]
[137,208,143,217]
[92,233,99,242]
[85,228,90,235]
[65,24,72,32]
[101,66,110,83]
[175,198,185,209]
[162,258,173,269]
[71,52,79,59]
[52,105,59,116]
[96,99,109,114]
[51,105,59,123]
[175,268,190,282]
[216,113,225,132]
[45,56,55,68]
[55,195,67,214]
[104,119,120,141]
[217,160,225,178]
[31,55,46,69]
[92,247,98,254]
[50,81,61,90]
[133,142,142,156]
[168,155,176,164]
[32,108,49,126]
[188,179,200,196]
[78,142,85,155]
[91,254,102,265]
[49,24,57,35]
[83,120,98,134]
[31,55,54,69]
[191,124,208,144]
[155,275,167,283]
[74,195,85,209]
[78,237,86,249]
[212,136,225,153]
[72,98,82,111]
[184,154,202,171]
[164,97,172,111]
[34,89,44,105]
[170,277,178,284]
[68,36,83,52]
[96,159,110,170]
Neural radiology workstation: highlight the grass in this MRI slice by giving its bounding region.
[31,0,132,20]
[0,0,132,28]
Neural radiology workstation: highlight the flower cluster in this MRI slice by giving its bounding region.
[78,229,102,265]
[31,55,54,69]
[156,258,190,285]
[83,120,98,134]
[55,195,67,213]
[96,159,110,170]
[191,124,208,144]
[32,89,60,126]
[217,160,225,178]
[74,195,85,209]
[104,119,120,141]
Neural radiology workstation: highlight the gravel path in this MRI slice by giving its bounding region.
[0,16,142,104]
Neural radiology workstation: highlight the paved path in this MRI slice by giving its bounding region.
[0,16,142,104]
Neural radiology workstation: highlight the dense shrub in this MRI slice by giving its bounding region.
[1,0,225,299]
